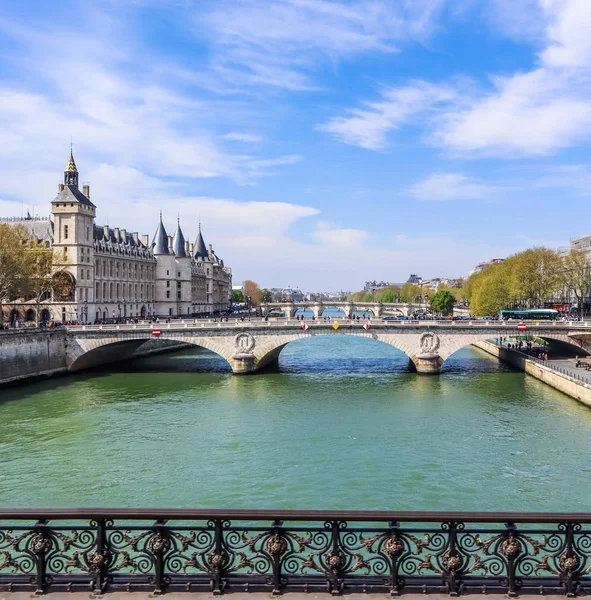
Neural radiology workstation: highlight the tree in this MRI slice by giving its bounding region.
[378,286,400,303]
[242,280,262,306]
[469,261,513,316]
[0,224,30,322]
[260,288,273,303]
[511,248,563,307]
[231,289,244,303]
[399,283,420,302]
[564,249,591,319]
[430,290,456,315]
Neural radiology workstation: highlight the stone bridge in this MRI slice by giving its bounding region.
[261,301,430,318]
[64,321,591,375]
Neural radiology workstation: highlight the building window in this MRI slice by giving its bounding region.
[81,270,84,280]
[166,270,169,276]
[86,227,89,241]
[177,271,180,277]
[166,291,170,299]
[177,291,181,300]
[64,225,68,239]
[169,308,172,316]
[87,269,90,279]
[167,281,170,288]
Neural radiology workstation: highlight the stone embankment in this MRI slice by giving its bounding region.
[473,340,591,408]
[0,328,190,387]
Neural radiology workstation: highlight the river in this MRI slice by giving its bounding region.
[1,337,590,511]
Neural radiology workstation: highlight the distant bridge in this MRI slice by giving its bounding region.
[65,320,591,375]
[261,301,430,317]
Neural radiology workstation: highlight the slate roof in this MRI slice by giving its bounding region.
[172,221,187,258]
[152,216,170,255]
[194,229,208,259]
[52,184,96,208]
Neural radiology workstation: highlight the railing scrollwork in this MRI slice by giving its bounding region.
[2,509,591,595]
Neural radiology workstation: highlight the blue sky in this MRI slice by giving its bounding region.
[1,0,590,291]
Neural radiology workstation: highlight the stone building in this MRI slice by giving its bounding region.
[1,151,231,323]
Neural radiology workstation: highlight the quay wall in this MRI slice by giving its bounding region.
[0,328,68,386]
[473,340,591,408]
[0,330,191,387]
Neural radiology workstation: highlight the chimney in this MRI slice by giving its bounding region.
[82,184,90,199]
[103,225,110,239]
[142,234,149,246]
[113,227,120,242]
[189,243,194,255]
[132,232,139,245]
[185,240,190,254]
[58,183,64,192]
[208,243,213,256]
[120,228,126,243]
[167,235,173,250]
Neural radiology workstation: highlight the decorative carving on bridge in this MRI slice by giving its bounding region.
[418,332,440,354]
[234,332,255,354]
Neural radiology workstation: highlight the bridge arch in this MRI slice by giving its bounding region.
[66,335,237,373]
[437,331,590,369]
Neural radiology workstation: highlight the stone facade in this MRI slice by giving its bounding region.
[1,151,231,323]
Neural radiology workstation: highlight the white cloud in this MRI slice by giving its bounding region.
[319,0,591,157]
[312,227,368,245]
[318,82,455,150]
[222,132,263,143]
[408,172,505,201]
[198,0,447,90]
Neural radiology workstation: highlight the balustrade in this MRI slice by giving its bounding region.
[1,509,591,596]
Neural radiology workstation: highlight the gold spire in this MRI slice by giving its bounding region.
[65,146,78,173]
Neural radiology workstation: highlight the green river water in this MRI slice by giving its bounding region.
[1,337,590,511]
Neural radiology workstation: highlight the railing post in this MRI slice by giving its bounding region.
[31,520,51,595]
[209,519,225,595]
[444,521,462,597]
[91,518,109,595]
[326,520,344,595]
[502,522,519,597]
[150,520,171,595]
[267,520,287,595]
[561,522,579,597]
[385,521,403,596]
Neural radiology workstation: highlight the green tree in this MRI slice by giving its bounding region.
[378,286,400,303]
[362,292,375,302]
[0,224,30,322]
[399,282,420,302]
[231,289,244,303]
[563,249,591,319]
[511,247,563,307]
[260,288,273,303]
[469,262,512,316]
[430,290,456,315]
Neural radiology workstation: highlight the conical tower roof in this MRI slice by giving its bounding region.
[173,218,187,258]
[194,222,208,259]
[152,213,170,255]
[65,148,78,173]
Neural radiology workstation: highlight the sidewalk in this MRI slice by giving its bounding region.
[0,595,577,600]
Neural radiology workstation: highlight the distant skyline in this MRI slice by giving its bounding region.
[1,0,590,290]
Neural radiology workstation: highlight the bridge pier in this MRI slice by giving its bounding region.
[413,353,443,375]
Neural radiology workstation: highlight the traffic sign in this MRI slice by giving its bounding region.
[302,323,309,330]
[517,323,527,331]
[152,329,161,337]
[363,322,371,330]
[332,322,339,330]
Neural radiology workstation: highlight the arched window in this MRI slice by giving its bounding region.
[134,284,138,300]
[96,282,100,300]
[109,282,113,301]
[116,283,120,299]
[128,283,132,298]
[103,282,106,299]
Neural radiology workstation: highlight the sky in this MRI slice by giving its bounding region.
[1,0,591,291]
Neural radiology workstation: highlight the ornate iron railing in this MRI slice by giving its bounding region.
[1,509,591,596]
